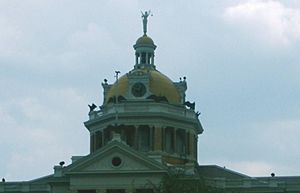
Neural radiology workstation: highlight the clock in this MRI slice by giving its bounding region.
[131,82,146,97]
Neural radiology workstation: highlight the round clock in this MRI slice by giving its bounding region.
[131,82,146,97]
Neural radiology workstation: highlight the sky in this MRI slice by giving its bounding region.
[0,0,300,181]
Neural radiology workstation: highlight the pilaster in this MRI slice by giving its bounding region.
[189,133,195,159]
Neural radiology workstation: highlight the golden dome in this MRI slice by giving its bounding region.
[136,35,155,45]
[106,69,181,104]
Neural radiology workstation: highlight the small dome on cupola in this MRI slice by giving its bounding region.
[134,34,156,52]
[135,35,155,46]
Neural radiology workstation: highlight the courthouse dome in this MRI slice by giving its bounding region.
[106,69,181,105]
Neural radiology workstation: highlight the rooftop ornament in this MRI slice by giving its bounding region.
[141,10,152,35]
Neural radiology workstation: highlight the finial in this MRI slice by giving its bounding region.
[115,71,121,81]
[141,10,152,35]
[59,161,65,167]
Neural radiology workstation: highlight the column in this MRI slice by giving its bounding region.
[151,54,154,65]
[189,133,193,158]
[154,127,162,151]
[90,133,95,153]
[186,131,190,155]
[194,135,198,159]
[134,126,138,150]
[135,53,138,65]
[149,126,154,150]
[93,134,97,151]
[173,128,176,153]
[146,53,149,64]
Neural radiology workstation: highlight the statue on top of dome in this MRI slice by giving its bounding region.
[141,10,152,35]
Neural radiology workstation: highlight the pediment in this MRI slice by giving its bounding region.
[65,141,166,174]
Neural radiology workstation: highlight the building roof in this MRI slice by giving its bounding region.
[197,165,250,179]
[135,35,155,45]
[106,69,182,105]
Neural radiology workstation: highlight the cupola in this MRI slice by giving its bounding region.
[133,11,156,69]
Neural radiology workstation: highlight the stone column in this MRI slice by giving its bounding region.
[150,126,154,150]
[189,133,194,159]
[173,128,176,153]
[186,131,190,155]
[154,127,162,151]
[93,133,97,151]
[146,53,149,64]
[90,133,95,153]
[195,135,198,159]
[151,54,154,65]
[134,125,138,150]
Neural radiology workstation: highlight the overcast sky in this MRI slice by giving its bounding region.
[1,0,300,181]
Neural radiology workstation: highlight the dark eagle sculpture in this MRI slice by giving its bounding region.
[88,103,97,112]
[184,101,195,110]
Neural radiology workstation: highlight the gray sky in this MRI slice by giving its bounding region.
[1,0,300,181]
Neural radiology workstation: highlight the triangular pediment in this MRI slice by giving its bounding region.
[65,141,167,174]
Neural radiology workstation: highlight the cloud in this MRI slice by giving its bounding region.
[226,160,295,177]
[0,17,24,56]
[224,0,300,45]
[0,1,132,73]
[68,23,115,51]
[232,119,300,176]
[62,22,122,69]
[199,118,300,176]
[0,106,14,125]
[0,87,89,180]
[227,161,273,176]
[254,119,300,154]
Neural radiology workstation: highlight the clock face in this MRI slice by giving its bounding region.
[131,82,146,97]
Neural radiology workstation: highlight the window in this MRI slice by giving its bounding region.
[111,156,122,167]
